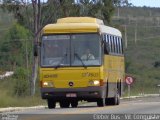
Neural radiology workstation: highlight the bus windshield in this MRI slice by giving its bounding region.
[41,34,101,67]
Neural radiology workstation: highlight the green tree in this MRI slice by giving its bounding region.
[74,0,114,24]
[0,23,31,70]
[114,0,132,7]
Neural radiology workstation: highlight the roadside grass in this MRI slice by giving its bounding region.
[0,78,46,108]
[123,86,160,97]
[0,93,46,108]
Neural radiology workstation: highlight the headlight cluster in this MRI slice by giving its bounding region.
[88,80,100,86]
[42,81,54,87]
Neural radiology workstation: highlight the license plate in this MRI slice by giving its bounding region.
[66,93,77,97]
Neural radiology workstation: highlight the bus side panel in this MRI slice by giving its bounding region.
[104,55,124,98]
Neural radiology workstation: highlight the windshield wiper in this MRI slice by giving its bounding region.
[74,53,87,69]
[55,53,67,69]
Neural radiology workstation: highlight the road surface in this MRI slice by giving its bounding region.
[1,96,160,120]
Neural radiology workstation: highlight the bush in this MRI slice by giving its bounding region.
[13,67,29,96]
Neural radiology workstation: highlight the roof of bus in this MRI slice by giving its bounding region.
[42,17,122,37]
[57,17,104,25]
[100,25,122,37]
[43,23,99,33]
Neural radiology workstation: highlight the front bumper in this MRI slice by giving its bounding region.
[41,86,106,101]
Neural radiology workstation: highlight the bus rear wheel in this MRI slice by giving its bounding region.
[106,91,120,105]
[47,99,56,109]
[97,98,105,107]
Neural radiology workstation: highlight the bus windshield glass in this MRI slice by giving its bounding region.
[41,34,101,67]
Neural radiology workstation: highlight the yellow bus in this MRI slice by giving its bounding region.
[38,17,125,108]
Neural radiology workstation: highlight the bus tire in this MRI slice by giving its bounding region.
[47,99,56,109]
[71,100,78,108]
[97,98,105,107]
[105,98,112,105]
[105,91,120,105]
[59,101,70,108]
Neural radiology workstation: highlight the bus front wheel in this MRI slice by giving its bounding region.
[59,101,70,108]
[70,100,78,108]
[47,99,56,109]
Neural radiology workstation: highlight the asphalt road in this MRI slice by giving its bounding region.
[2,96,160,120]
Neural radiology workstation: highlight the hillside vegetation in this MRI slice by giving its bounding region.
[113,7,160,95]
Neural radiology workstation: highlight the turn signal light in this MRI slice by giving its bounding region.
[100,79,104,86]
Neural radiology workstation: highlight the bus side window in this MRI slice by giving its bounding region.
[104,34,110,54]
[114,36,118,54]
[103,34,107,54]
[108,35,111,53]
[117,37,120,54]
[112,36,115,53]
[110,35,114,53]
[119,38,122,54]
[121,38,124,54]
[113,36,116,53]
[102,34,106,42]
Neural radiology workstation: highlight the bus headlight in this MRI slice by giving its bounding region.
[42,81,54,87]
[93,80,100,85]
[88,80,100,86]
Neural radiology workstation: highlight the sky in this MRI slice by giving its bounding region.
[129,0,160,8]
